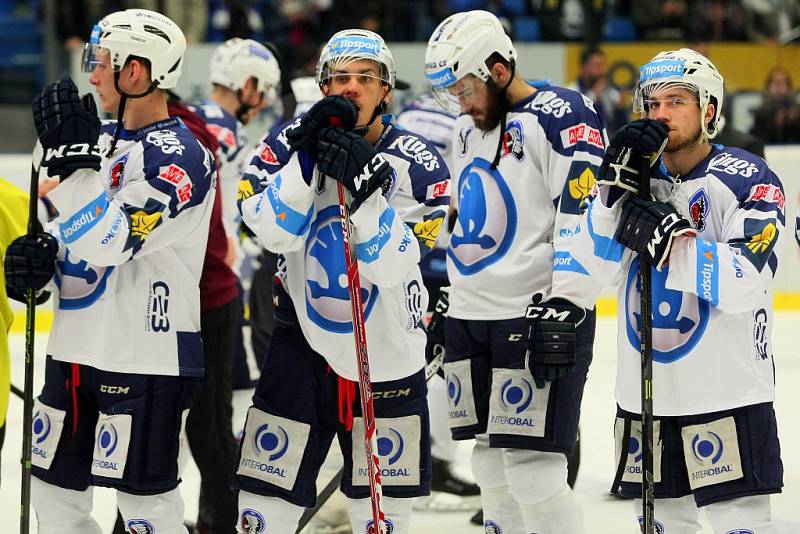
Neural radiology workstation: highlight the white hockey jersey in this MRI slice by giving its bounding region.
[192,99,251,237]
[45,118,216,377]
[396,95,457,166]
[238,116,450,381]
[447,84,607,319]
[552,146,785,416]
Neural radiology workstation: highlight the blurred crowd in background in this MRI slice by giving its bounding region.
[0,0,799,148]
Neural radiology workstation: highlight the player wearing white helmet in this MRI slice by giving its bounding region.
[425,10,606,534]
[235,29,451,533]
[5,9,215,533]
[553,48,785,533]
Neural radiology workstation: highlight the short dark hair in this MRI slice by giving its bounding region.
[485,52,515,73]
[580,47,604,67]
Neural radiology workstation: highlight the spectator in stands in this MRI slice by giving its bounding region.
[536,0,607,46]
[569,48,629,134]
[632,0,707,40]
[751,66,800,144]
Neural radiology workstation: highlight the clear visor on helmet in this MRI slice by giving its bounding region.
[81,43,113,73]
[321,53,391,88]
[431,75,484,114]
[633,80,699,117]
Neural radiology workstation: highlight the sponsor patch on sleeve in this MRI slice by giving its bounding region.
[735,218,779,273]
[560,123,604,150]
[560,161,598,215]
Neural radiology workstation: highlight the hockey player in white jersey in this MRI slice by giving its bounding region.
[3,9,215,534]
[424,10,606,534]
[551,48,785,533]
[235,29,450,533]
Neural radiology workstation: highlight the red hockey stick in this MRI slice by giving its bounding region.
[336,181,386,534]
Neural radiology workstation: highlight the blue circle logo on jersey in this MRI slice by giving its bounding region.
[376,427,404,465]
[446,373,462,406]
[254,423,290,461]
[305,206,379,333]
[690,431,724,465]
[448,157,517,275]
[625,258,709,363]
[98,423,119,458]
[500,377,534,414]
[55,249,115,310]
[628,435,643,463]
[32,411,51,445]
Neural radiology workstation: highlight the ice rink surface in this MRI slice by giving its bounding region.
[1,313,798,532]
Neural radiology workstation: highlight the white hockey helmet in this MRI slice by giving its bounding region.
[82,9,186,90]
[210,38,281,96]
[633,48,724,139]
[425,10,517,111]
[316,29,396,88]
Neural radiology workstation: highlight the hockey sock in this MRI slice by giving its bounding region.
[428,375,456,463]
[347,495,412,534]
[633,495,701,534]
[704,494,777,534]
[117,487,189,534]
[237,491,304,533]
[31,477,102,534]
[472,435,525,534]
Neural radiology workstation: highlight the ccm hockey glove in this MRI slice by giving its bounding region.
[525,293,586,389]
[4,233,58,292]
[315,126,394,210]
[284,95,358,151]
[597,119,668,206]
[614,196,695,269]
[32,78,101,179]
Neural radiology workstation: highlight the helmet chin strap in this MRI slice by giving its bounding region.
[490,62,516,169]
[107,72,160,156]
[352,88,390,137]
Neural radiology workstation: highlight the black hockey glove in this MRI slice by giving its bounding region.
[4,233,58,291]
[284,95,358,151]
[525,293,586,389]
[597,119,668,206]
[614,196,695,270]
[32,78,101,179]
[316,126,394,210]
[424,287,449,378]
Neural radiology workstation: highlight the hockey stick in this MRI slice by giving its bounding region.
[296,352,445,532]
[336,181,386,534]
[638,157,655,534]
[20,161,39,534]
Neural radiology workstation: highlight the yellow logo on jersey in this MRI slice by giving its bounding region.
[746,222,777,254]
[568,166,596,201]
[238,179,255,201]
[413,217,443,249]
[130,210,162,240]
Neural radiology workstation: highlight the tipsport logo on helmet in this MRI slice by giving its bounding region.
[249,44,272,61]
[328,35,382,59]
[640,59,685,82]
[425,67,457,90]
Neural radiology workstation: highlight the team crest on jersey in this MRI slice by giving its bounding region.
[458,126,472,156]
[258,142,279,165]
[560,161,597,215]
[365,518,395,533]
[448,157,516,275]
[305,205,379,332]
[126,519,155,533]
[625,257,709,362]
[240,509,266,534]
[108,154,128,190]
[501,120,524,160]
[56,249,115,310]
[688,188,709,231]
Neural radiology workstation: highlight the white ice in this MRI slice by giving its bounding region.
[1,313,798,532]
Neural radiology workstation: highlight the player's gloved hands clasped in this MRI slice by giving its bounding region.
[597,119,669,206]
[424,287,449,375]
[285,95,358,151]
[32,78,101,179]
[315,126,394,210]
[525,293,586,389]
[4,233,58,291]
[614,197,695,269]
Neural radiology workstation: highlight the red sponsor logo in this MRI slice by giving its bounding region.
[206,123,236,150]
[430,181,449,198]
[177,182,192,204]
[560,123,604,149]
[748,183,785,210]
[158,164,187,185]
[259,143,279,165]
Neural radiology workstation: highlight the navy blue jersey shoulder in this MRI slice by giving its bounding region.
[139,120,214,217]
[699,146,784,218]
[379,125,450,205]
[515,84,606,158]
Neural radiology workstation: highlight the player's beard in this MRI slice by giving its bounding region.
[473,80,508,132]
[665,122,703,153]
